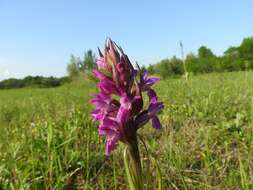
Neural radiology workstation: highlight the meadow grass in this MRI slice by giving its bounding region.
[0,71,252,189]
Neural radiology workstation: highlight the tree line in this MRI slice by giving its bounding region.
[0,76,70,89]
[67,37,253,80]
[1,36,252,89]
[146,37,253,78]
[0,49,96,89]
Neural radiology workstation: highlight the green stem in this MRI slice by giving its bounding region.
[124,136,144,190]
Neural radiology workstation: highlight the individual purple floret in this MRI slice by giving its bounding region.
[91,38,164,155]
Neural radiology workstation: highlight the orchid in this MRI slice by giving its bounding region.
[91,38,164,189]
[91,38,163,155]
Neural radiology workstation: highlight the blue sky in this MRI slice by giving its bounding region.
[0,0,253,80]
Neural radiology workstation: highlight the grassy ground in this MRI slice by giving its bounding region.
[0,71,252,189]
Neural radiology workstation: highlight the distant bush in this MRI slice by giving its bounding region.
[67,50,96,80]
[0,76,70,89]
[147,36,253,78]
[153,56,184,79]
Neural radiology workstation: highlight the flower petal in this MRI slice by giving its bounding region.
[134,110,150,128]
[147,89,158,104]
[140,70,160,91]
[151,116,162,129]
[116,94,132,123]
[148,102,164,115]
[98,80,120,95]
[91,109,104,121]
[105,133,121,155]
[96,58,107,70]
[93,69,108,80]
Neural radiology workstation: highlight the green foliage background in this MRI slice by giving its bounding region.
[147,37,253,78]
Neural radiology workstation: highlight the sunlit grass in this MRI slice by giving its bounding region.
[0,71,252,189]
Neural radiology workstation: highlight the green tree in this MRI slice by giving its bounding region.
[185,53,199,74]
[67,54,79,79]
[155,59,170,79]
[222,46,244,71]
[147,64,155,75]
[198,46,214,58]
[197,46,217,73]
[224,46,238,55]
[238,37,253,69]
[81,50,96,72]
[169,56,184,75]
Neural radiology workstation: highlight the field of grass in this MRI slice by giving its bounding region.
[0,71,252,190]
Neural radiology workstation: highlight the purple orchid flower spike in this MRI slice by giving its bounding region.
[91,38,164,155]
[90,38,164,190]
